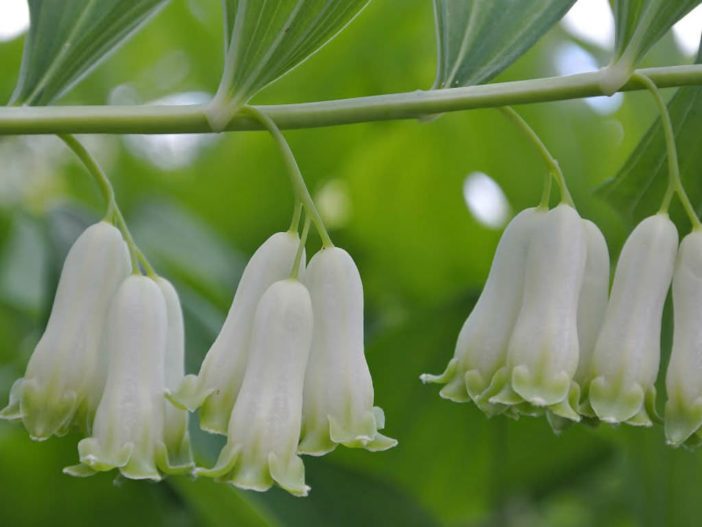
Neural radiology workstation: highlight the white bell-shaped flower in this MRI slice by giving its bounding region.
[665,231,702,446]
[490,204,587,420]
[169,231,302,435]
[574,220,610,389]
[65,275,191,480]
[420,207,543,414]
[198,279,313,496]
[589,214,678,426]
[0,221,130,440]
[156,277,193,468]
[298,247,396,455]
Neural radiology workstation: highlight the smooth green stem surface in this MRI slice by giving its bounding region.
[632,73,702,230]
[291,215,311,280]
[244,106,334,248]
[57,134,143,271]
[288,200,303,234]
[2,65,701,135]
[499,106,572,207]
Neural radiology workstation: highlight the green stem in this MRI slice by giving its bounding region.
[290,215,311,280]
[1,65,701,135]
[244,106,333,248]
[57,134,143,272]
[632,73,701,230]
[499,106,573,207]
[288,200,303,234]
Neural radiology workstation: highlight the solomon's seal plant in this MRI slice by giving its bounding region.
[3,0,702,510]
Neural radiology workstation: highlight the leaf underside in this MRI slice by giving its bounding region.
[12,0,168,106]
[432,0,576,89]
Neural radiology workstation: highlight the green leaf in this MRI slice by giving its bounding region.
[206,0,370,130]
[601,0,701,93]
[432,0,576,89]
[597,42,702,229]
[12,0,168,105]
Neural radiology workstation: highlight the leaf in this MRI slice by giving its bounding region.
[432,0,576,89]
[601,0,702,93]
[206,0,370,130]
[12,0,169,105]
[597,42,702,229]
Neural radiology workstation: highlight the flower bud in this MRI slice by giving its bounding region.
[0,222,130,440]
[65,276,190,480]
[198,279,313,497]
[589,214,678,425]
[169,232,302,435]
[299,247,396,455]
[574,220,610,388]
[665,231,702,446]
[156,277,193,468]
[491,204,587,420]
[420,208,542,414]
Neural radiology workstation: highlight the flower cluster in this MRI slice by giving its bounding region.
[170,232,396,496]
[1,221,194,480]
[1,223,395,492]
[423,206,702,442]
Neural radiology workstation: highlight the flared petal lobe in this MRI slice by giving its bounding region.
[156,277,193,469]
[420,207,542,409]
[66,276,184,480]
[503,204,587,413]
[199,279,313,497]
[299,247,396,456]
[589,214,678,425]
[0,222,130,440]
[170,232,302,435]
[665,232,702,446]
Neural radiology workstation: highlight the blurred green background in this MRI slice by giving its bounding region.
[1,1,701,525]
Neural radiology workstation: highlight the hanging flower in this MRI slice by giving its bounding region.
[0,221,131,440]
[588,214,678,426]
[573,220,610,394]
[169,231,302,435]
[665,231,702,447]
[489,204,587,421]
[65,275,192,480]
[420,207,543,415]
[298,247,396,455]
[198,279,313,496]
[156,277,193,468]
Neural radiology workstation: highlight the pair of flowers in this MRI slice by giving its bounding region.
[169,231,396,496]
[0,221,193,479]
[424,204,702,445]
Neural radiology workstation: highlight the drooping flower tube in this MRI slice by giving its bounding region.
[65,275,192,480]
[589,214,678,426]
[198,279,313,496]
[0,221,130,440]
[169,231,302,435]
[574,220,610,392]
[156,277,193,468]
[665,231,702,446]
[490,204,587,421]
[298,247,396,455]
[420,207,542,414]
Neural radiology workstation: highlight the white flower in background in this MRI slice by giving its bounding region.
[156,277,193,468]
[0,221,130,440]
[198,279,313,496]
[589,214,678,426]
[299,247,396,455]
[666,231,702,446]
[65,276,192,480]
[169,231,302,435]
[574,220,610,389]
[420,207,542,414]
[490,204,587,421]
